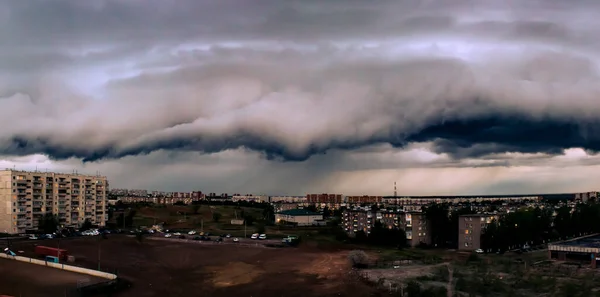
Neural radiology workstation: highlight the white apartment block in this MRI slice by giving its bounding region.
[0,170,108,234]
[231,194,269,203]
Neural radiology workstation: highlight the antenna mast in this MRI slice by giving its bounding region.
[394,181,397,197]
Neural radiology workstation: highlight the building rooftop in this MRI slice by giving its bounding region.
[552,234,600,249]
[277,209,320,216]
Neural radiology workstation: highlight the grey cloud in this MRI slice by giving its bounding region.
[1,0,600,166]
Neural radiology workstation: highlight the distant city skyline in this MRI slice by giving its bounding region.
[2,1,600,195]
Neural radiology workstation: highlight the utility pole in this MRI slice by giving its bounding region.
[98,236,101,271]
[244,220,247,238]
[201,219,203,233]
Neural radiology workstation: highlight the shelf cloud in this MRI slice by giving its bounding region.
[1,0,599,194]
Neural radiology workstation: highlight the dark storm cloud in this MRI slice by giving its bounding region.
[1,0,600,163]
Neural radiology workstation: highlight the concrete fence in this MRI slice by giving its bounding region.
[0,253,117,280]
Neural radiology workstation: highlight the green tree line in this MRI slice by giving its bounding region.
[426,202,600,252]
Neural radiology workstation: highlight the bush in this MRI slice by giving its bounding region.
[348,250,369,268]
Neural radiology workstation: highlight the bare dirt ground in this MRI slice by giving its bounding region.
[8,236,383,297]
[0,257,105,297]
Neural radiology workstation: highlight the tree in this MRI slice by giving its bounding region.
[126,210,136,227]
[348,250,369,268]
[38,213,59,234]
[262,205,275,224]
[191,205,201,214]
[254,223,265,234]
[80,219,93,231]
[135,231,145,244]
[243,215,255,226]
[212,212,222,223]
[322,206,331,218]
[405,281,422,297]
[424,203,450,247]
[369,221,407,248]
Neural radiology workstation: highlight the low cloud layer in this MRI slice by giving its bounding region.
[0,0,599,194]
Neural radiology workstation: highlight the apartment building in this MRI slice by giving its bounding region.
[231,194,269,203]
[575,192,598,203]
[0,170,108,234]
[270,196,307,203]
[346,195,383,204]
[342,209,431,247]
[306,193,343,205]
[458,213,499,251]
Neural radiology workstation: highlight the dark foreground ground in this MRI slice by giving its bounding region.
[8,235,382,297]
[0,257,105,297]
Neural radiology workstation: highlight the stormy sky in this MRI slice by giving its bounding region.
[1,0,600,195]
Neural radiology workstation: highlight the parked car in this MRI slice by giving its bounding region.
[232,238,239,243]
[475,249,484,254]
[226,234,231,238]
[188,230,197,235]
[178,235,186,239]
[251,233,259,240]
[173,232,181,236]
[164,233,172,238]
[259,234,267,240]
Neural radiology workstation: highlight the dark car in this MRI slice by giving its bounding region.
[193,236,201,241]
[216,237,223,243]
[178,235,186,239]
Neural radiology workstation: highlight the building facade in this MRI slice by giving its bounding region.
[306,193,343,204]
[231,194,269,203]
[275,209,323,226]
[0,170,108,234]
[342,209,431,247]
[346,195,383,204]
[575,192,598,203]
[458,213,499,251]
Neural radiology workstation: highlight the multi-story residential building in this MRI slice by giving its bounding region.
[270,196,307,203]
[307,193,343,205]
[0,170,108,234]
[458,213,499,251]
[342,209,431,247]
[575,192,598,203]
[231,194,269,203]
[346,195,383,204]
[406,212,432,247]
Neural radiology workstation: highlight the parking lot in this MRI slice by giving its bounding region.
[149,232,285,246]
[4,235,378,297]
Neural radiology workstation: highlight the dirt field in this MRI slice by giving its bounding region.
[8,236,382,297]
[0,257,106,297]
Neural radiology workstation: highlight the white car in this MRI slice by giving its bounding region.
[164,233,172,238]
[173,232,181,236]
[29,235,38,240]
[188,230,197,235]
[232,237,239,242]
[251,233,259,240]
[475,249,484,254]
[258,234,267,240]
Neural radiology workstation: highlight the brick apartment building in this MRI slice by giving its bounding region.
[306,193,343,205]
[342,209,431,247]
[458,213,499,251]
[346,195,383,204]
